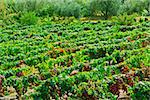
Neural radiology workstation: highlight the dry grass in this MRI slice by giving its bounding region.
[0,0,6,18]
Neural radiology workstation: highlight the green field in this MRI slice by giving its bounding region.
[1,0,150,99]
[0,17,150,99]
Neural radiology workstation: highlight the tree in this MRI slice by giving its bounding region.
[90,0,121,19]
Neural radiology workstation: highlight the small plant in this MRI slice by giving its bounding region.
[129,81,150,99]
[20,12,38,25]
[112,13,138,25]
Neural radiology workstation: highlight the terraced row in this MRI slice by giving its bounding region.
[0,20,149,99]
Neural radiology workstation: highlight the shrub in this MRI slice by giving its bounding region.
[112,13,138,25]
[143,0,150,16]
[88,0,121,19]
[55,1,81,18]
[4,0,46,13]
[20,12,38,25]
[119,0,150,15]
[2,0,150,19]
[81,3,92,17]
[129,81,150,100]
[36,4,55,17]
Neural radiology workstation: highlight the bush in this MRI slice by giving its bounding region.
[143,0,150,16]
[119,0,150,15]
[88,0,121,19]
[2,0,150,20]
[55,1,81,18]
[36,4,55,17]
[129,81,150,100]
[20,12,38,25]
[81,3,92,17]
[4,0,46,13]
[112,13,138,25]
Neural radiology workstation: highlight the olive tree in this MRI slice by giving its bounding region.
[89,0,121,19]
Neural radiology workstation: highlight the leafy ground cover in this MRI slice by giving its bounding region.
[0,17,150,100]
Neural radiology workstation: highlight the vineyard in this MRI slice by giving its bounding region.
[0,16,150,100]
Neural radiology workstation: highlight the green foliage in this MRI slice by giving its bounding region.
[142,10,149,16]
[55,1,81,18]
[0,1,150,99]
[20,12,38,25]
[112,13,138,25]
[81,3,91,17]
[2,0,150,20]
[88,0,121,19]
[51,16,77,24]
[129,81,150,99]
[4,0,45,13]
[119,0,150,15]
[36,4,55,17]
[0,16,149,99]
